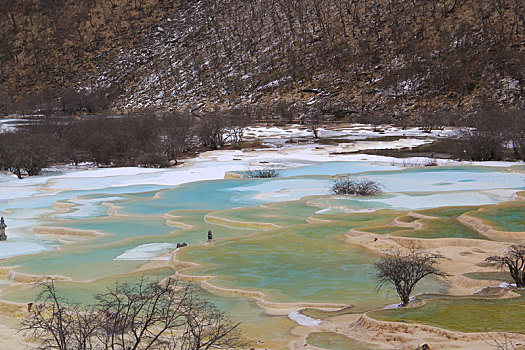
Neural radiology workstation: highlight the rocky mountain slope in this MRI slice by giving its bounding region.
[1,0,524,117]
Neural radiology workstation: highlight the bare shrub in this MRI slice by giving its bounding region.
[424,158,438,167]
[196,113,228,150]
[458,129,504,161]
[225,109,251,145]
[329,177,383,196]
[244,165,281,178]
[455,109,525,161]
[391,158,438,168]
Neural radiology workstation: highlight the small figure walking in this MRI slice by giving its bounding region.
[207,229,214,242]
[0,217,7,241]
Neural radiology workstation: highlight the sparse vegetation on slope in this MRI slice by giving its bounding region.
[1,0,524,116]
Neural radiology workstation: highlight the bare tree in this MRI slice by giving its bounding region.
[458,129,504,161]
[179,293,246,350]
[19,277,245,350]
[95,277,191,350]
[19,279,99,350]
[304,106,322,139]
[225,109,251,146]
[374,249,449,306]
[0,129,52,179]
[196,113,228,150]
[160,112,194,165]
[486,245,525,288]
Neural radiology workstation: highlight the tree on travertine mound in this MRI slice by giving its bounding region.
[374,249,449,307]
[19,278,245,350]
[486,245,525,288]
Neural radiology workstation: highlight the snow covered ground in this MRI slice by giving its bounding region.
[288,310,322,326]
[243,124,457,145]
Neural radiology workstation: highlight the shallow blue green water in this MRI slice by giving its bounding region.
[275,161,399,177]
[0,212,255,280]
[182,223,449,307]
[469,202,525,232]
[369,292,525,334]
[0,185,166,213]
[118,179,263,214]
[307,332,390,350]
[1,159,525,346]
[0,267,176,304]
[52,217,176,243]
[463,272,511,282]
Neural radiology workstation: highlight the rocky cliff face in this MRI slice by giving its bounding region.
[1,0,524,116]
